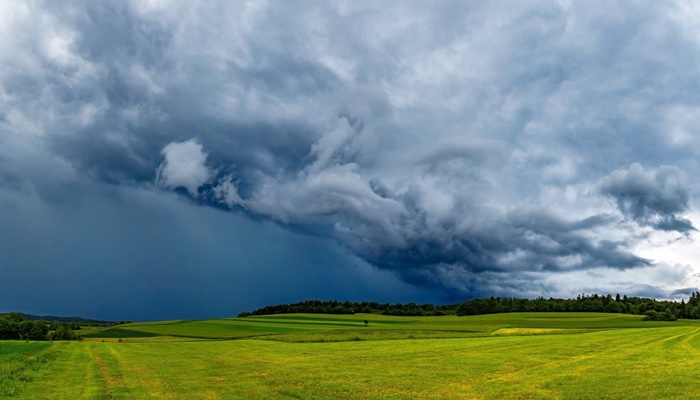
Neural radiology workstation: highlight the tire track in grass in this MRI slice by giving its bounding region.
[106,344,177,399]
[93,354,117,399]
[13,343,106,400]
[476,328,692,398]
[106,342,225,399]
[656,327,698,347]
[94,342,143,399]
[677,326,700,397]
[682,327,700,350]
[517,327,700,399]
[643,327,700,399]
[81,350,102,399]
[63,343,106,400]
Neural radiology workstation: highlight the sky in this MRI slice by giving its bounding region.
[2,1,700,321]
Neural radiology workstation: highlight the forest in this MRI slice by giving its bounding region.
[241,291,700,321]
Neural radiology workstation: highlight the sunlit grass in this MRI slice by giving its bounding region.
[84,312,690,341]
[4,313,700,399]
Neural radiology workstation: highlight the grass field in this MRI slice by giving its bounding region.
[3,313,700,399]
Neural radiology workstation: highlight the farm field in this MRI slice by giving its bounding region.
[83,312,700,341]
[3,313,700,399]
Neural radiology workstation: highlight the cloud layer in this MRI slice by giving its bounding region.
[600,163,695,233]
[2,1,700,316]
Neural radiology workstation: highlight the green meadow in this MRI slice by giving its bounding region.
[3,313,700,399]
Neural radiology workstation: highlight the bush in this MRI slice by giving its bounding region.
[49,325,79,341]
[605,302,622,313]
[643,309,677,322]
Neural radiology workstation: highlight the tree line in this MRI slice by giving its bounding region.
[453,293,693,321]
[239,299,458,317]
[240,292,700,321]
[0,312,84,341]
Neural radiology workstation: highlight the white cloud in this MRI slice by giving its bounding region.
[213,176,244,208]
[156,139,211,196]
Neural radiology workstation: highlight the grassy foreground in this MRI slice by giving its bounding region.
[3,313,700,399]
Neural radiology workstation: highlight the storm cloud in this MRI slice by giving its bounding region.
[600,163,695,233]
[2,0,700,318]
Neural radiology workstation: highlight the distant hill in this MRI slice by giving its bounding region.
[0,312,114,324]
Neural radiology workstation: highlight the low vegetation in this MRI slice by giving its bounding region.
[2,312,700,399]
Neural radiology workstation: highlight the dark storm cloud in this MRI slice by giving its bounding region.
[600,163,695,233]
[0,183,438,321]
[2,0,700,309]
[168,136,652,296]
[355,208,646,275]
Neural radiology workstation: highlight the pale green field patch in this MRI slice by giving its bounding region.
[490,327,596,336]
